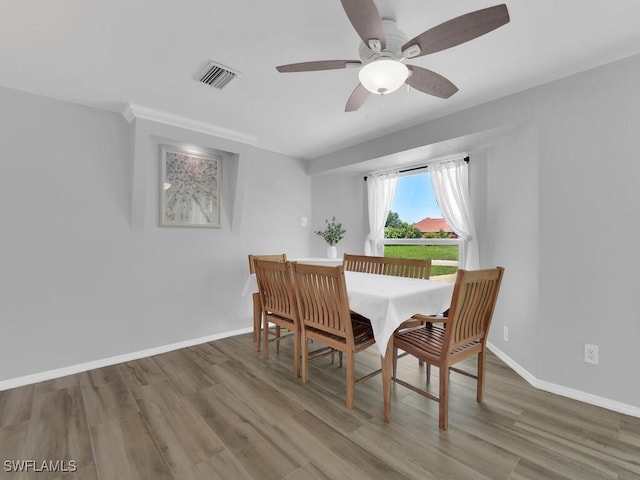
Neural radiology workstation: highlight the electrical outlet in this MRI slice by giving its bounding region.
[301,217,308,226]
[503,326,509,342]
[584,344,599,365]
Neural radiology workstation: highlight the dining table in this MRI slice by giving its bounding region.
[243,266,454,357]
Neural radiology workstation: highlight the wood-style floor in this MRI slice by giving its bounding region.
[0,333,639,480]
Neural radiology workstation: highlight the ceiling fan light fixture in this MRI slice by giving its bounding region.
[358,59,409,95]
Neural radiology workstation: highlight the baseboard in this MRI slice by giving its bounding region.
[0,327,252,391]
[487,342,640,418]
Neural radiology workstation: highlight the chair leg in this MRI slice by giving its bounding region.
[426,363,431,383]
[262,314,270,360]
[439,363,449,431]
[252,293,261,351]
[293,331,300,378]
[345,350,354,409]
[276,326,281,352]
[477,350,486,403]
[301,336,309,384]
[392,347,398,378]
[339,351,343,368]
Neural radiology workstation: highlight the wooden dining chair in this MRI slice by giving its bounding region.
[383,266,504,430]
[343,253,431,279]
[248,253,287,351]
[292,263,376,409]
[253,259,300,378]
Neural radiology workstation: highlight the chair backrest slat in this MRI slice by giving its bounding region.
[293,263,353,341]
[343,254,431,279]
[444,267,504,355]
[248,253,287,274]
[254,259,297,321]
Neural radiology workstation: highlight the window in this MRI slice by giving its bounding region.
[383,172,459,280]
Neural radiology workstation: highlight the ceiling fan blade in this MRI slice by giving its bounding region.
[276,60,361,73]
[406,66,458,99]
[402,4,509,58]
[345,83,370,112]
[340,0,386,50]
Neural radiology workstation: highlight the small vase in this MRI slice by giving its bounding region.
[327,245,337,259]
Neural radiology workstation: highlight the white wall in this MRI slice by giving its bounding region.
[0,87,311,383]
[309,52,640,411]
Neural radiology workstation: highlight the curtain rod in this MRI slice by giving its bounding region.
[364,156,469,181]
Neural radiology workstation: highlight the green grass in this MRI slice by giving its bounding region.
[384,245,458,276]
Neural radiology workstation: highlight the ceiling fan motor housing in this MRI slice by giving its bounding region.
[358,20,408,64]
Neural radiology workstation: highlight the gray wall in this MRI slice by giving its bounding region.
[482,124,539,375]
[0,87,311,382]
[309,52,640,409]
[310,174,367,258]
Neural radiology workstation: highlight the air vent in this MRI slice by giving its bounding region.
[197,61,239,90]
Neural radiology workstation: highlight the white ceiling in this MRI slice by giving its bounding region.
[2,1,640,160]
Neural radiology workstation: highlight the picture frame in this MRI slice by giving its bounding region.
[160,146,221,228]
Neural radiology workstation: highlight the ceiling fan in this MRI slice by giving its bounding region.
[276,1,510,112]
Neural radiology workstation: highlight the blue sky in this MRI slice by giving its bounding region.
[391,173,442,224]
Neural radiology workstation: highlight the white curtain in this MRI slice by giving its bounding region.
[429,158,479,270]
[365,173,398,256]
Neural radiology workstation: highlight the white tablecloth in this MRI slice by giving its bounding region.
[243,268,454,356]
[345,271,454,356]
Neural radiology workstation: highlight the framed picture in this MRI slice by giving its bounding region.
[160,147,221,228]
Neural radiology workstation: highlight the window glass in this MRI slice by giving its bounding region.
[384,172,458,279]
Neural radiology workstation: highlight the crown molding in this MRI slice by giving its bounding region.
[122,103,258,146]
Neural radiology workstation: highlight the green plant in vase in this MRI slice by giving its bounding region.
[315,217,346,258]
